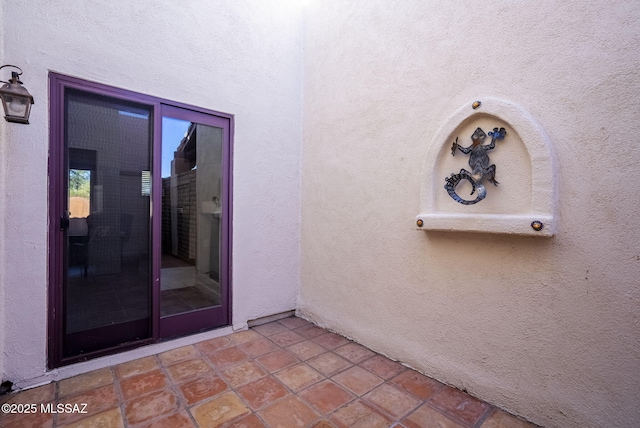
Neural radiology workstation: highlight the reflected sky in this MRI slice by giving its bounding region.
[161,117,191,178]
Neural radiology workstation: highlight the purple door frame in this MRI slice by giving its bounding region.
[156,104,232,339]
[48,72,234,368]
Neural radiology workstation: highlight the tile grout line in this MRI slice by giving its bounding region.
[285,325,376,425]
[158,353,190,428]
[111,365,129,428]
[253,321,340,426]
[53,379,60,427]
[279,319,352,427]
[252,323,325,426]
[474,406,497,428]
[280,321,471,427]
[217,334,275,427]
[193,331,287,427]
[181,345,221,428]
[262,322,387,426]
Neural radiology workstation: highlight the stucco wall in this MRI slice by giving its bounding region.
[300,1,640,428]
[0,0,5,382]
[0,0,302,385]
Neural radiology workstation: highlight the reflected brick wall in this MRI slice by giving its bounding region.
[162,170,197,264]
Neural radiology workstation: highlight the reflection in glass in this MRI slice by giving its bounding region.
[69,169,91,218]
[160,117,222,317]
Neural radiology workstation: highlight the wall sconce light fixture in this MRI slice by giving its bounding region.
[0,65,34,124]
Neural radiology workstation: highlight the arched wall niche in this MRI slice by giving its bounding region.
[417,97,556,237]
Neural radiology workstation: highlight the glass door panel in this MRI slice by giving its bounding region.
[160,118,223,316]
[158,106,229,338]
[64,89,152,357]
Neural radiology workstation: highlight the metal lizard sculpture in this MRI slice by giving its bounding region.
[444,127,506,205]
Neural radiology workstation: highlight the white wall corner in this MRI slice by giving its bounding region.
[417,97,557,237]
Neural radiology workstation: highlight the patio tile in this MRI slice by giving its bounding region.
[137,410,196,428]
[179,373,228,406]
[229,329,262,344]
[274,363,325,392]
[312,420,338,428]
[220,361,266,388]
[295,324,328,339]
[119,369,169,401]
[402,403,466,428]
[334,343,375,364]
[12,317,532,428]
[166,358,213,383]
[252,321,289,337]
[58,367,113,398]
[56,384,119,425]
[391,370,444,400]
[299,380,355,415]
[124,389,179,425]
[238,337,279,357]
[237,376,289,411]
[0,406,54,428]
[332,366,384,396]
[278,316,311,329]
[308,352,353,377]
[312,332,350,350]
[269,330,306,347]
[480,408,538,428]
[225,413,267,427]
[330,400,390,428]
[195,336,233,356]
[207,346,249,370]
[431,385,492,426]
[158,345,199,366]
[359,355,406,380]
[191,391,250,427]
[2,383,55,405]
[58,408,123,428]
[255,349,299,373]
[362,383,421,420]
[259,395,320,428]
[115,356,159,379]
[287,340,327,360]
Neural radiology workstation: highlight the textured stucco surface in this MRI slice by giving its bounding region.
[0,1,302,385]
[300,1,640,428]
[0,0,5,381]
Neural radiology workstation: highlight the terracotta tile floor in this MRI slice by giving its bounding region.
[0,317,537,428]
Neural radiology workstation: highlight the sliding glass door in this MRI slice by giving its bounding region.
[49,74,232,367]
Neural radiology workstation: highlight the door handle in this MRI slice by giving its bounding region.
[60,211,69,230]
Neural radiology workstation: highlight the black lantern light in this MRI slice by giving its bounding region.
[0,65,34,124]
